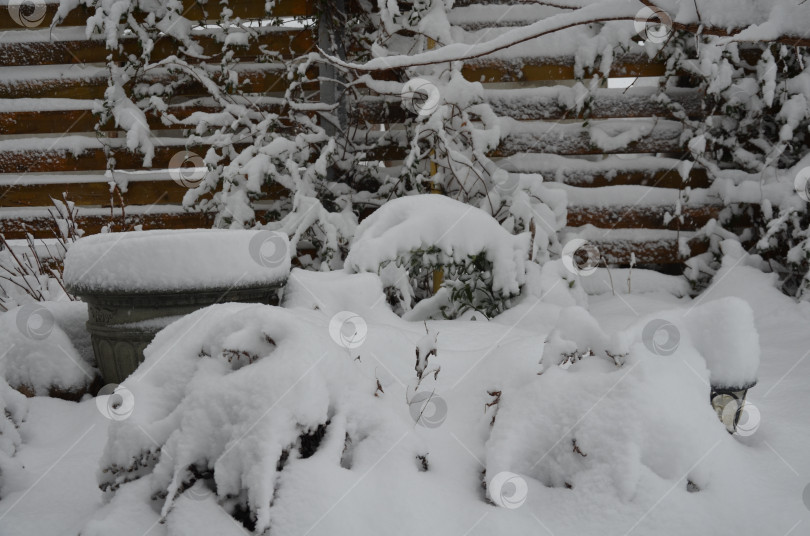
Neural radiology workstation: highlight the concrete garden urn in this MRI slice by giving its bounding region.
[64,229,290,384]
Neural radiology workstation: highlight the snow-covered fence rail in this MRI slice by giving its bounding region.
[0,0,795,271]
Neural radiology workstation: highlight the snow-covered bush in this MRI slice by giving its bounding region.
[0,379,27,498]
[93,302,424,534]
[0,302,97,398]
[489,297,760,502]
[657,29,810,296]
[346,195,531,318]
[0,196,81,310]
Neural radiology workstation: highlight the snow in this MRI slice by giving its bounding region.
[0,264,809,535]
[0,301,96,396]
[345,194,531,297]
[63,229,290,293]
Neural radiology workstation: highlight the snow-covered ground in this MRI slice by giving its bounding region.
[1,254,809,536]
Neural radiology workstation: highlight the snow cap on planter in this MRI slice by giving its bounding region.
[627,297,760,434]
[64,229,291,294]
[345,194,531,297]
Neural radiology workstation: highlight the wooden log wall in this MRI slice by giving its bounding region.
[0,0,754,267]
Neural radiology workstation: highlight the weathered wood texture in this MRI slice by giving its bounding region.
[0,0,757,267]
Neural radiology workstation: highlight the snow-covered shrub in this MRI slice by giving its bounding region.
[94,302,424,534]
[0,196,81,310]
[487,297,760,501]
[345,195,531,318]
[641,17,810,296]
[0,302,97,398]
[542,306,627,368]
[0,378,27,498]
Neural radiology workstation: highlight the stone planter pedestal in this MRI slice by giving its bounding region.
[63,229,291,385]
[77,285,283,384]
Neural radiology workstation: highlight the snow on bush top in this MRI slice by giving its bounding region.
[63,229,290,293]
[345,195,530,296]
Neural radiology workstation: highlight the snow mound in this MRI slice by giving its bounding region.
[0,304,97,397]
[64,229,290,293]
[345,195,530,296]
[94,303,424,535]
[282,268,399,323]
[541,306,626,367]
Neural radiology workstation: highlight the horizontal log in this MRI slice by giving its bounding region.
[0,101,300,136]
[0,53,666,101]
[0,142,251,174]
[493,121,685,157]
[0,178,287,208]
[486,88,705,120]
[0,193,724,238]
[0,64,307,99]
[0,28,317,67]
[543,167,710,189]
[464,54,667,83]
[496,154,711,189]
[566,204,724,230]
[0,121,686,174]
[589,235,710,265]
[0,0,318,31]
[0,87,705,136]
[0,210,216,239]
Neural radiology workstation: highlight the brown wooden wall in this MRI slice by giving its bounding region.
[0,0,744,267]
